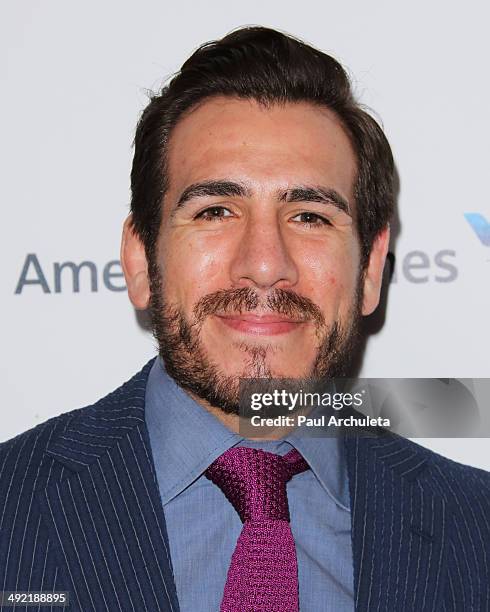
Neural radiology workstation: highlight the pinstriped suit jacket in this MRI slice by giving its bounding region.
[1,360,489,611]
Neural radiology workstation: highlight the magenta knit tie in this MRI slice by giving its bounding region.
[205,447,309,612]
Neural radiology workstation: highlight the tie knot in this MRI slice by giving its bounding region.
[205,447,309,523]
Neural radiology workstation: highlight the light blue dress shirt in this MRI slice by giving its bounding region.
[145,357,354,611]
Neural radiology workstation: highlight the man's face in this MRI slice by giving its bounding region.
[124,97,388,414]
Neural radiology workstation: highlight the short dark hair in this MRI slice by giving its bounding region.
[130,26,395,270]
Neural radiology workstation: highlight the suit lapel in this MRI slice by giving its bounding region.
[38,361,180,612]
[345,430,447,611]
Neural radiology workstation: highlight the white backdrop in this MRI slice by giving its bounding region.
[2,1,489,468]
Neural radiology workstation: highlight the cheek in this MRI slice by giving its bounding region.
[159,232,226,306]
[303,246,357,280]
[299,242,359,310]
[312,273,348,312]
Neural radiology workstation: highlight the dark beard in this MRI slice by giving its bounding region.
[148,264,363,415]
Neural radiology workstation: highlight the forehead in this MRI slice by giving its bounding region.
[165,96,357,206]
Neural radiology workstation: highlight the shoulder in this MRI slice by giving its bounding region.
[0,411,75,494]
[423,441,490,513]
[0,359,155,493]
[352,426,490,509]
[363,431,490,566]
[389,434,490,514]
[402,435,490,485]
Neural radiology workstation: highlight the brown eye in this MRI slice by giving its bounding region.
[195,206,233,220]
[292,212,331,226]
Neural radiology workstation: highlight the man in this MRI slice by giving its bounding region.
[1,26,488,612]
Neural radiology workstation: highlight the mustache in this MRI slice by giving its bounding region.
[193,287,326,327]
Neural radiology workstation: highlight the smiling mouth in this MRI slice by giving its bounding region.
[215,313,307,336]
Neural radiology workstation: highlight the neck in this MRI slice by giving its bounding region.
[186,388,293,441]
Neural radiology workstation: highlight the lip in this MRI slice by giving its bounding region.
[215,313,306,336]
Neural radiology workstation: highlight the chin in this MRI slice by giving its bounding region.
[215,349,313,380]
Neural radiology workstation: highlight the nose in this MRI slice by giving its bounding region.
[229,214,299,291]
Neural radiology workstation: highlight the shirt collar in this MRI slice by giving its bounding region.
[145,357,350,511]
[145,357,240,505]
[286,429,350,512]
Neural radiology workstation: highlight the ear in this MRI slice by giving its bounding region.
[120,215,150,310]
[361,225,391,316]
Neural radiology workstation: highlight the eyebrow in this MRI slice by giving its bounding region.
[280,186,351,216]
[176,180,251,207]
[174,179,351,217]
